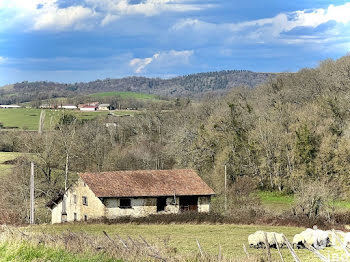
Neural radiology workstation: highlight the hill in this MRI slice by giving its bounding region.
[0,70,276,104]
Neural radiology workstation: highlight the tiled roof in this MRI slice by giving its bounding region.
[79,169,215,198]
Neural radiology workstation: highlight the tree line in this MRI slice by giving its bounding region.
[0,70,273,105]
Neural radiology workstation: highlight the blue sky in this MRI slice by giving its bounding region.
[0,0,350,85]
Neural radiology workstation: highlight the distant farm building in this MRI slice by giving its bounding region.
[47,169,215,224]
[98,104,111,111]
[40,104,55,109]
[0,105,21,108]
[59,105,77,110]
[80,105,97,111]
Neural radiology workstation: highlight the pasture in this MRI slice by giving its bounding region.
[259,191,350,213]
[0,108,136,130]
[90,91,159,100]
[29,223,347,261]
[0,152,23,176]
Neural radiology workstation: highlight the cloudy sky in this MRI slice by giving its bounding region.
[0,0,350,85]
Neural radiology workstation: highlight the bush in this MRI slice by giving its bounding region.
[292,180,340,223]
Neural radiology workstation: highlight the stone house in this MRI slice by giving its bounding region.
[47,169,215,224]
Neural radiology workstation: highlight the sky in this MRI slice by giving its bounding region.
[0,0,350,85]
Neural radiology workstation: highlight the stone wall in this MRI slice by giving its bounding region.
[198,196,211,212]
[104,196,181,218]
[51,178,105,224]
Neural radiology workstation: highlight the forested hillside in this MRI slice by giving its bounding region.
[0,70,274,104]
[1,55,350,224]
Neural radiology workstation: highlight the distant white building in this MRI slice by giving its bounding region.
[98,104,111,111]
[80,105,97,111]
[0,105,21,108]
[40,104,55,109]
[59,105,77,110]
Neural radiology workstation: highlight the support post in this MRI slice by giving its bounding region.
[30,162,35,224]
[224,164,227,212]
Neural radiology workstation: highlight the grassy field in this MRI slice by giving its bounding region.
[28,223,348,261]
[90,91,159,100]
[259,191,350,213]
[0,108,136,130]
[0,242,118,262]
[0,152,23,176]
[258,191,294,213]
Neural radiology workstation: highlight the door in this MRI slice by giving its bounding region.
[179,196,198,212]
[157,197,167,212]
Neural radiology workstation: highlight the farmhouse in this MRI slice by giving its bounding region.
[98,103,111,111]
[80,105,97,111]
[47,169,215,224]
[58,104,77,109]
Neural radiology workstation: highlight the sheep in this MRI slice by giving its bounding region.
[314,229,331,248]
[293,233,304,249]
[292,228,330,249]
[269,232,286,248]
[248,231,265,248]
[248,231,286,249]
[343,232,350,248]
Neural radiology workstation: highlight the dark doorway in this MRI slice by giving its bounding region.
[180,196,198,212]
[157,197,167,212]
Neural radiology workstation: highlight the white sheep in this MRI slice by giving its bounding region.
[293,233,304,249]
[343,232,350,248]
[269,232,286,248]
[248,231,285,249]
[292,228,330,249]
[248,231,265,248]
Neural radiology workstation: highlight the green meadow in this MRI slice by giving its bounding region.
[89,91,159,100]
[0,108,135,130]
[0,152,23,176]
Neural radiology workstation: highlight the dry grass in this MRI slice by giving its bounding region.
[1,225,264,261]
[24,222,350,261]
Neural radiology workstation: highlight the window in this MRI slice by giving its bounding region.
[119,198,131,209]
[74,213,77,221]
[82,196,88,206]
[73,195,77,204]
[84,215,88,221]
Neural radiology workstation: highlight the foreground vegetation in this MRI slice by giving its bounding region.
[1,223,342,261]
[0,242,116,262]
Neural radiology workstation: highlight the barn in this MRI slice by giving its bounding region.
[47,169,215,224]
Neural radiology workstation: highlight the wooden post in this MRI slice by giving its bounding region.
[30,162,35,224]
[38,110,45,135]
[263,232,272,262]
[273,233,285,262]
[224,164,227,212]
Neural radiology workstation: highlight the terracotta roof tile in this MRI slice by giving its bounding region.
[79,169,215,198]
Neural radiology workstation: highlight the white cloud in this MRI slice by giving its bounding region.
[101,13,119,26]
[33,5,95,31]
[0,0,210,32]
[130,55,156,73]
[129,50,193,73]
[172,3,350,42]
[86,0,206,17]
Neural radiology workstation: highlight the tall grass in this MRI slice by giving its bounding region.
[0,225,264,262]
